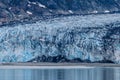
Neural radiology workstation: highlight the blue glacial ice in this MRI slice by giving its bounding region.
[0,14,120,63]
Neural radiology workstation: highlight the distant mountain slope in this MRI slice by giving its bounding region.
[0,0,120,24]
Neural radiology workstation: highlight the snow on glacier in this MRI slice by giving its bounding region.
[0,13,120,63]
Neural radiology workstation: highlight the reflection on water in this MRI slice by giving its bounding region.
[0,67,120,80]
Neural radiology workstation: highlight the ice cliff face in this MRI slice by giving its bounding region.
[0,13,120,63]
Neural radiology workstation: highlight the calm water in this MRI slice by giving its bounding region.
[0,67,120,80]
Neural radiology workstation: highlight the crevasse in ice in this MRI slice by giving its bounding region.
[0,14,120,63]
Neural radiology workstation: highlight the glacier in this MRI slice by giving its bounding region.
[0,13,120,63]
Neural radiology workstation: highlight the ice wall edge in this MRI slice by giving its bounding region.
[0,14,120,63]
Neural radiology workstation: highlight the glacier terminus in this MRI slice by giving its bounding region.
[0,13,120,63]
